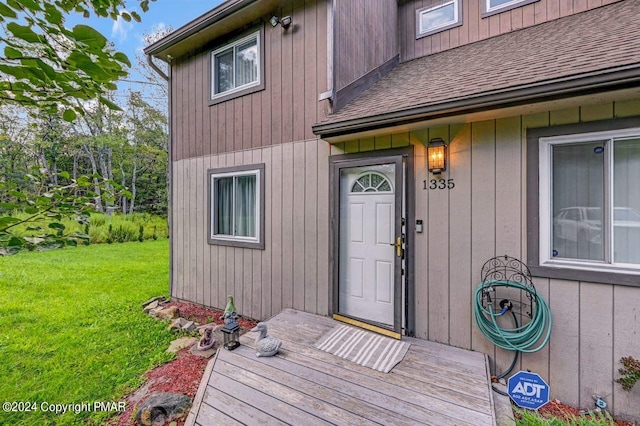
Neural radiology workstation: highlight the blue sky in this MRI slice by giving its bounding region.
[66,0,225,102]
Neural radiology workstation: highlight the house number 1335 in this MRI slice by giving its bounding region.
[423,178,455,190]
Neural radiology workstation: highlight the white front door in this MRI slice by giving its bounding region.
[339,164,397,326]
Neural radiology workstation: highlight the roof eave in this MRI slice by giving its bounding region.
[143,0,257,59]
[312,64,640,139]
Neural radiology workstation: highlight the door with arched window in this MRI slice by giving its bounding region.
[333,153,409,337]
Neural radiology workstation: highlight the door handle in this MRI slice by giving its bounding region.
[389,236,403,257]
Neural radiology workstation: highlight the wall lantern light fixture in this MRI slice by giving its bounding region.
[427,138,447,174]
[270,15,292,29]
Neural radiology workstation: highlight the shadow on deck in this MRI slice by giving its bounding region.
[186,309,499,426]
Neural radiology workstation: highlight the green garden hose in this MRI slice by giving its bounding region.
[473,279,552,353]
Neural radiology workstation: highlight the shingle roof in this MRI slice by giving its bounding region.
[314,0,640,135]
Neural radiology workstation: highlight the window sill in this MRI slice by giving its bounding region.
[481,0,539,18]
[529,263,640,287]
[208,237,265,250]
[209,82,264,106]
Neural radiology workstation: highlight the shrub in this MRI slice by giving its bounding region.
[616,355,640,392]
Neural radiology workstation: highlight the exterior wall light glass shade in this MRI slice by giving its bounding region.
[270,15,292,29]
[427,138,447,173]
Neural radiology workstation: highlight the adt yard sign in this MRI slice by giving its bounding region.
[508,371,550,410]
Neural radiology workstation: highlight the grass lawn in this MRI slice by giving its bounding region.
[0,240,175,425]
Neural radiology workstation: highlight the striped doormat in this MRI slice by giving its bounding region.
[314,324,410,373]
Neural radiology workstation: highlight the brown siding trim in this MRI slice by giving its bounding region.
[481,0,540,18]
[208,25,266,106]
[526,116,640,287]
[207,163,266,250]
[314,63,640,138]
[334,54,399,112]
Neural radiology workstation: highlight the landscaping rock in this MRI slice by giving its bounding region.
[143,300,159,313]
[181,320,196,333]
[156,306,180,320]
[141,296,168,308]
[197,323,223,335]
[149,306,165,317]
[136,392,191,426]
[168,318,188,331]
[190,344,217,358]
[166,336,198,353]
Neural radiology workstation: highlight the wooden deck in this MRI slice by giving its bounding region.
[187,309,497,426]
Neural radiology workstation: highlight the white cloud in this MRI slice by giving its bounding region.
[112,12,133,42]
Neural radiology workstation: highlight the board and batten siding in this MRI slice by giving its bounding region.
[170,0,329,162]
[171,139,332,324]
[332,98,640,421]
[399,0,623,62]
[333,0,398,91]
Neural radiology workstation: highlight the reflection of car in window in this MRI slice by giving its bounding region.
[554,207,602,244]
[554,206,640,243]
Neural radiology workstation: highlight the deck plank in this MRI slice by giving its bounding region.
[192,310,497,426]
[225,345,426,425]
[201,386,287,426]
[208,371,332,425]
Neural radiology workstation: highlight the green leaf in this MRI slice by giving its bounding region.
[113,52,131,67]
[71,24,107,49]
[58,171,70,180]
[120,12,131,22]
[43,3,63,25]
[62,109,77,122]
[0,217,21,228]
[99,96,122,111]
[4,46,22,59]
[48,223,65,231]
[24,207,39,214]
[6,22,41,43]
[0,203,19,210]
[0,2,17,19]
[131,11,141,22]
[7,237,23,247]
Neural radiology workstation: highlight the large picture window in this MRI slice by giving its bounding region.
[210,30,262,102]
[416,1,461,39]
[535,125,640,280]
[208,164,265,249]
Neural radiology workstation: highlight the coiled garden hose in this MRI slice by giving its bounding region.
[473,279,552,353]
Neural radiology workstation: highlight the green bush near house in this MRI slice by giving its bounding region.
[515,408,616,425]
[0,239,174,425]
[8,212,168,246]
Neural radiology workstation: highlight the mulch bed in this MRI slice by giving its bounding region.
[110,301,258,426]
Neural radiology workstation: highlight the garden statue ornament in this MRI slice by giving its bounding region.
[250,322,282,357]
[223,295,238,325]
[196,326,215,351]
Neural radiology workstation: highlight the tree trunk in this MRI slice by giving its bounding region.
[129,155,138,215]
[82,144,103,212]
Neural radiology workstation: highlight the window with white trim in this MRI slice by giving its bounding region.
[538,128,640,272]
[209,164,264,249]
[211,30,260,99]
[483,0,539,16]
[416,0,461,38]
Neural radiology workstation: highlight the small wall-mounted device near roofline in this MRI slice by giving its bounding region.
[270,15,292,29]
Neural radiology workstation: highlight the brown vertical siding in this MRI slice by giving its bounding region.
[170,0,329,161]
[333,0,397,91]
[399,0,623,62]
[326,98,640,420]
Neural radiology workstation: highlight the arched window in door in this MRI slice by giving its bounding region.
[351,172,393,193]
